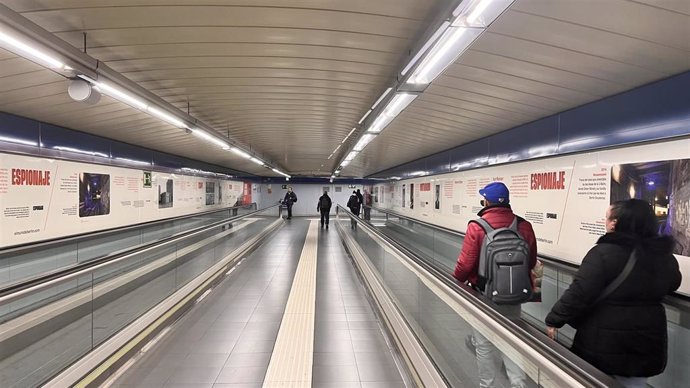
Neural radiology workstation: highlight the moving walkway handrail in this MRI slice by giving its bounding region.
[0,204,279,306]
[0,202,257,254]
[367,205,578,272]
[339,205,619,388]
[367,205,690,306]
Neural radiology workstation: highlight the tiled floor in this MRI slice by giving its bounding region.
[112,219,407,387]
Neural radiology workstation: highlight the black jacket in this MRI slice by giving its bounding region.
[283,191,297,206]
[356,191,363,205]
[317,194,332,211]
[347,194,361,214]
[545,232,681,377]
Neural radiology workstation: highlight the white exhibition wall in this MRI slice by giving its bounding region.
[0,152,246,248]
[254,183,363,217]
[373,138,690,295]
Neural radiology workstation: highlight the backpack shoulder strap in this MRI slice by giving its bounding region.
[471,218,494,234]
[592,248,639,306]
[507,217,520,233]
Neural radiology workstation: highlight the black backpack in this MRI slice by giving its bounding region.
[471,217,532,305]
[319,196,331,209]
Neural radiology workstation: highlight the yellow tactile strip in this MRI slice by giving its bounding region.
[263,221,318,388]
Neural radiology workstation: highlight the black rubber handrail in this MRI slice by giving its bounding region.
[0,203,258,254]
[368,205,690,306]
[0,204,278,302]
[338,205,620,388]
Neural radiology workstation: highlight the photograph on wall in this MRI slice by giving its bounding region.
[218,182,222,202]
[158,179,173,208]
[374,187,379,203]
[409,183,414,209]
[205,181,216,205]
[79,173,110,217]
[611,158,690,255]
[434,184,441,210]
[402,185,406,208]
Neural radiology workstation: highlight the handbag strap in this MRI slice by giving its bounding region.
[593,248,639,306]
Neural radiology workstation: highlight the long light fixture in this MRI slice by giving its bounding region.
[344,151,358,162]
[191,128,229,149]
[357,110,372,125]
[341,128,356,143]
[250,157,264,166]
[367,93,418,134]
[406,0,513,86]
[271,168,291,178]
[371,88,393,110]
[230,147,251,159]
[340,160,351,167]
[400,21,450,76]
[147,106,187,128]
[0,29,67,70]
[353,134,376,152]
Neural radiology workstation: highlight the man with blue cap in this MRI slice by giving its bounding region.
[453,181,537,388]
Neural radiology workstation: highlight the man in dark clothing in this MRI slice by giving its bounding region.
[363,189,372,221]
[347,191,361,229]
[355,189,364,217]
[317,191,332,229]
[453,182,537,388]
[282,186,297,219]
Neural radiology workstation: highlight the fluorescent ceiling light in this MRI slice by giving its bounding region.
[0,30,66,69]
[341,128,356,143]
[53,146,108,158]
[357,110,372,125]
[0,135,37,146]
[367,93,417,134]
[191,128,230,149]
[80,75,148,111]
[230,147,251,159]
[147,106,187,128]
[331,175,335,178]
[271,168,290,178]
[371,88,393,110]
[340,160,351,167]
[384,93,417,118]
[332,144,342,154]
[249,157,264,165]
[452,0,514,28]
[406,27,482,85]
[344,151,358,162]
[353,134,375,152]
[401,21,450,76]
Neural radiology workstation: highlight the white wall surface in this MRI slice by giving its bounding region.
[254,183,362,217]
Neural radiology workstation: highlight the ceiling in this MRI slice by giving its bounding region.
[0,0,689,178]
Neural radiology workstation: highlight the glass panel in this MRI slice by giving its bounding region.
[0,205,278,387]
[337,211,567,387]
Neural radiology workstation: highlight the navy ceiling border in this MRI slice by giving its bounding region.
[370,71,690,179]
[0,110,254,178]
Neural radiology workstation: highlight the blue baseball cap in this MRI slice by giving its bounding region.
[479,182,509,204]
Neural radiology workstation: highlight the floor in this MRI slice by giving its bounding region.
[112,218,407,387]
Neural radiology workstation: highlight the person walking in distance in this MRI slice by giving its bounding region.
[347,190,361,229]
[317,190,332,229]
[356,189,364,217]
[282,186,297,220]
[453,182,537,388]
[546,199,681,388]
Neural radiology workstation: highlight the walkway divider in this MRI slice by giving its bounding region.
[263,220,319,387]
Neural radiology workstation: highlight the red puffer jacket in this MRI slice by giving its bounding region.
[453,205,538,287]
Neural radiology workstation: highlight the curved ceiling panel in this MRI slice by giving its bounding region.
[0,0,688,179]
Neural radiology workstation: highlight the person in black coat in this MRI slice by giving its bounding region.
[545,199,681,388]
[347,191,361,229]
[282,186,297,219]
[356,189,364,217]
[317,191,332,229]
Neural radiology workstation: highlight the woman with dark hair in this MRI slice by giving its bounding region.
[545,199,681,388]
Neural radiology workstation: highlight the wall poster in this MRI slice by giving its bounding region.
[373,139,690,295]
[0,152,245,248]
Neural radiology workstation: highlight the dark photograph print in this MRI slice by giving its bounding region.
[611,159,690,256]
[158,179,173,209]
[206,181,216,205]
[79,173,110,217]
